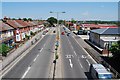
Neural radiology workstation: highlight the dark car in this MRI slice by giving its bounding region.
[67,33,70,36]
[53,30,56,33]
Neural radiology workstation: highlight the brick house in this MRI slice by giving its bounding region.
[0,20,15,48]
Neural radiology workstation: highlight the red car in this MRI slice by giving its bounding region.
[61,32,65,35]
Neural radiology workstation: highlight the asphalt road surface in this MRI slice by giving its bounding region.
[2,28,56,79]
[2,26,97,79]
[60,25,96,79]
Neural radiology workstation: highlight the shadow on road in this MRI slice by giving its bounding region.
[84,72,93,80]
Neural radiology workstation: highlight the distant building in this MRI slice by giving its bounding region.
[89,28,120,50]
[81,23,118,35]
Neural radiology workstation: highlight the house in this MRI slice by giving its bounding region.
[5,19,25,42]
[15,20,31,39]
[89,28,120,50]
[28,21,38,33]
[0,20,15,48]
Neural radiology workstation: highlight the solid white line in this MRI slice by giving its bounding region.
[21,67,31,78]
[39,48,43,52]
[78,59,83,68]
[69,59,73,68]
[86,59,91,66]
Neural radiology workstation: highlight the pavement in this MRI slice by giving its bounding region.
[77,35,89,40]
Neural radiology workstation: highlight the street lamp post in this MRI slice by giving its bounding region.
[50,11,65,27]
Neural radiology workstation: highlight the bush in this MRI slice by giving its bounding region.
[30,31,35,36]
[25,34,30,40]
[55,54,59,59]
[0,44,10,57]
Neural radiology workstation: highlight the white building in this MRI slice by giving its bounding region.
[89,28,120,50]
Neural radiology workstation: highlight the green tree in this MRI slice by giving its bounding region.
[28,18,32,21]
[47,17,57,26]
[0,44,10,57]
[59,20,64,24]
[71,19,76,23]
[23,18,28,21]
[18,18,22,20]
[12,18,16,20]
[110,41,120,58]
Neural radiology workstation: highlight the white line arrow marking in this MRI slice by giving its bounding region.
[69,59,73,68]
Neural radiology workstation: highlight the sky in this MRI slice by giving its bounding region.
[1,2,119,21]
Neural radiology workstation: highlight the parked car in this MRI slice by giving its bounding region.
[42,31,46,35]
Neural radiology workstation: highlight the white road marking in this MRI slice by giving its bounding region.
[21,67,31,78]
[74,51,77,56]
[86,59,91,66]
[78,59,83,68]
[81,55,86,58]
[69,59,73,68]
[33,54,39,62]
[66,55,74,58]
[72,36,96,63]
[39,48,43,52]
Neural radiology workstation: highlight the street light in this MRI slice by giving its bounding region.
[50,11,65,27]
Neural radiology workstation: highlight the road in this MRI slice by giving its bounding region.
[60,25,96,79]
[2,25,97,79]
[2,28,56,79]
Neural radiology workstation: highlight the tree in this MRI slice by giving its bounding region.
[28,18,32,21]
[12,18,16,20]
[59,20,65,24]
[47,17,57,26]
[18,18,22,20]
[0,44,10,57]
[71,18,76,23]
[23,18,28,21]
[110,41,120,58]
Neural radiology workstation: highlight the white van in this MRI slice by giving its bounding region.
[89,64,112,79]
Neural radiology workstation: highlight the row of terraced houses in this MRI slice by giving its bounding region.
[0,17,45,49]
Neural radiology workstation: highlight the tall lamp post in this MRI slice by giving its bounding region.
[50,11,65,27]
